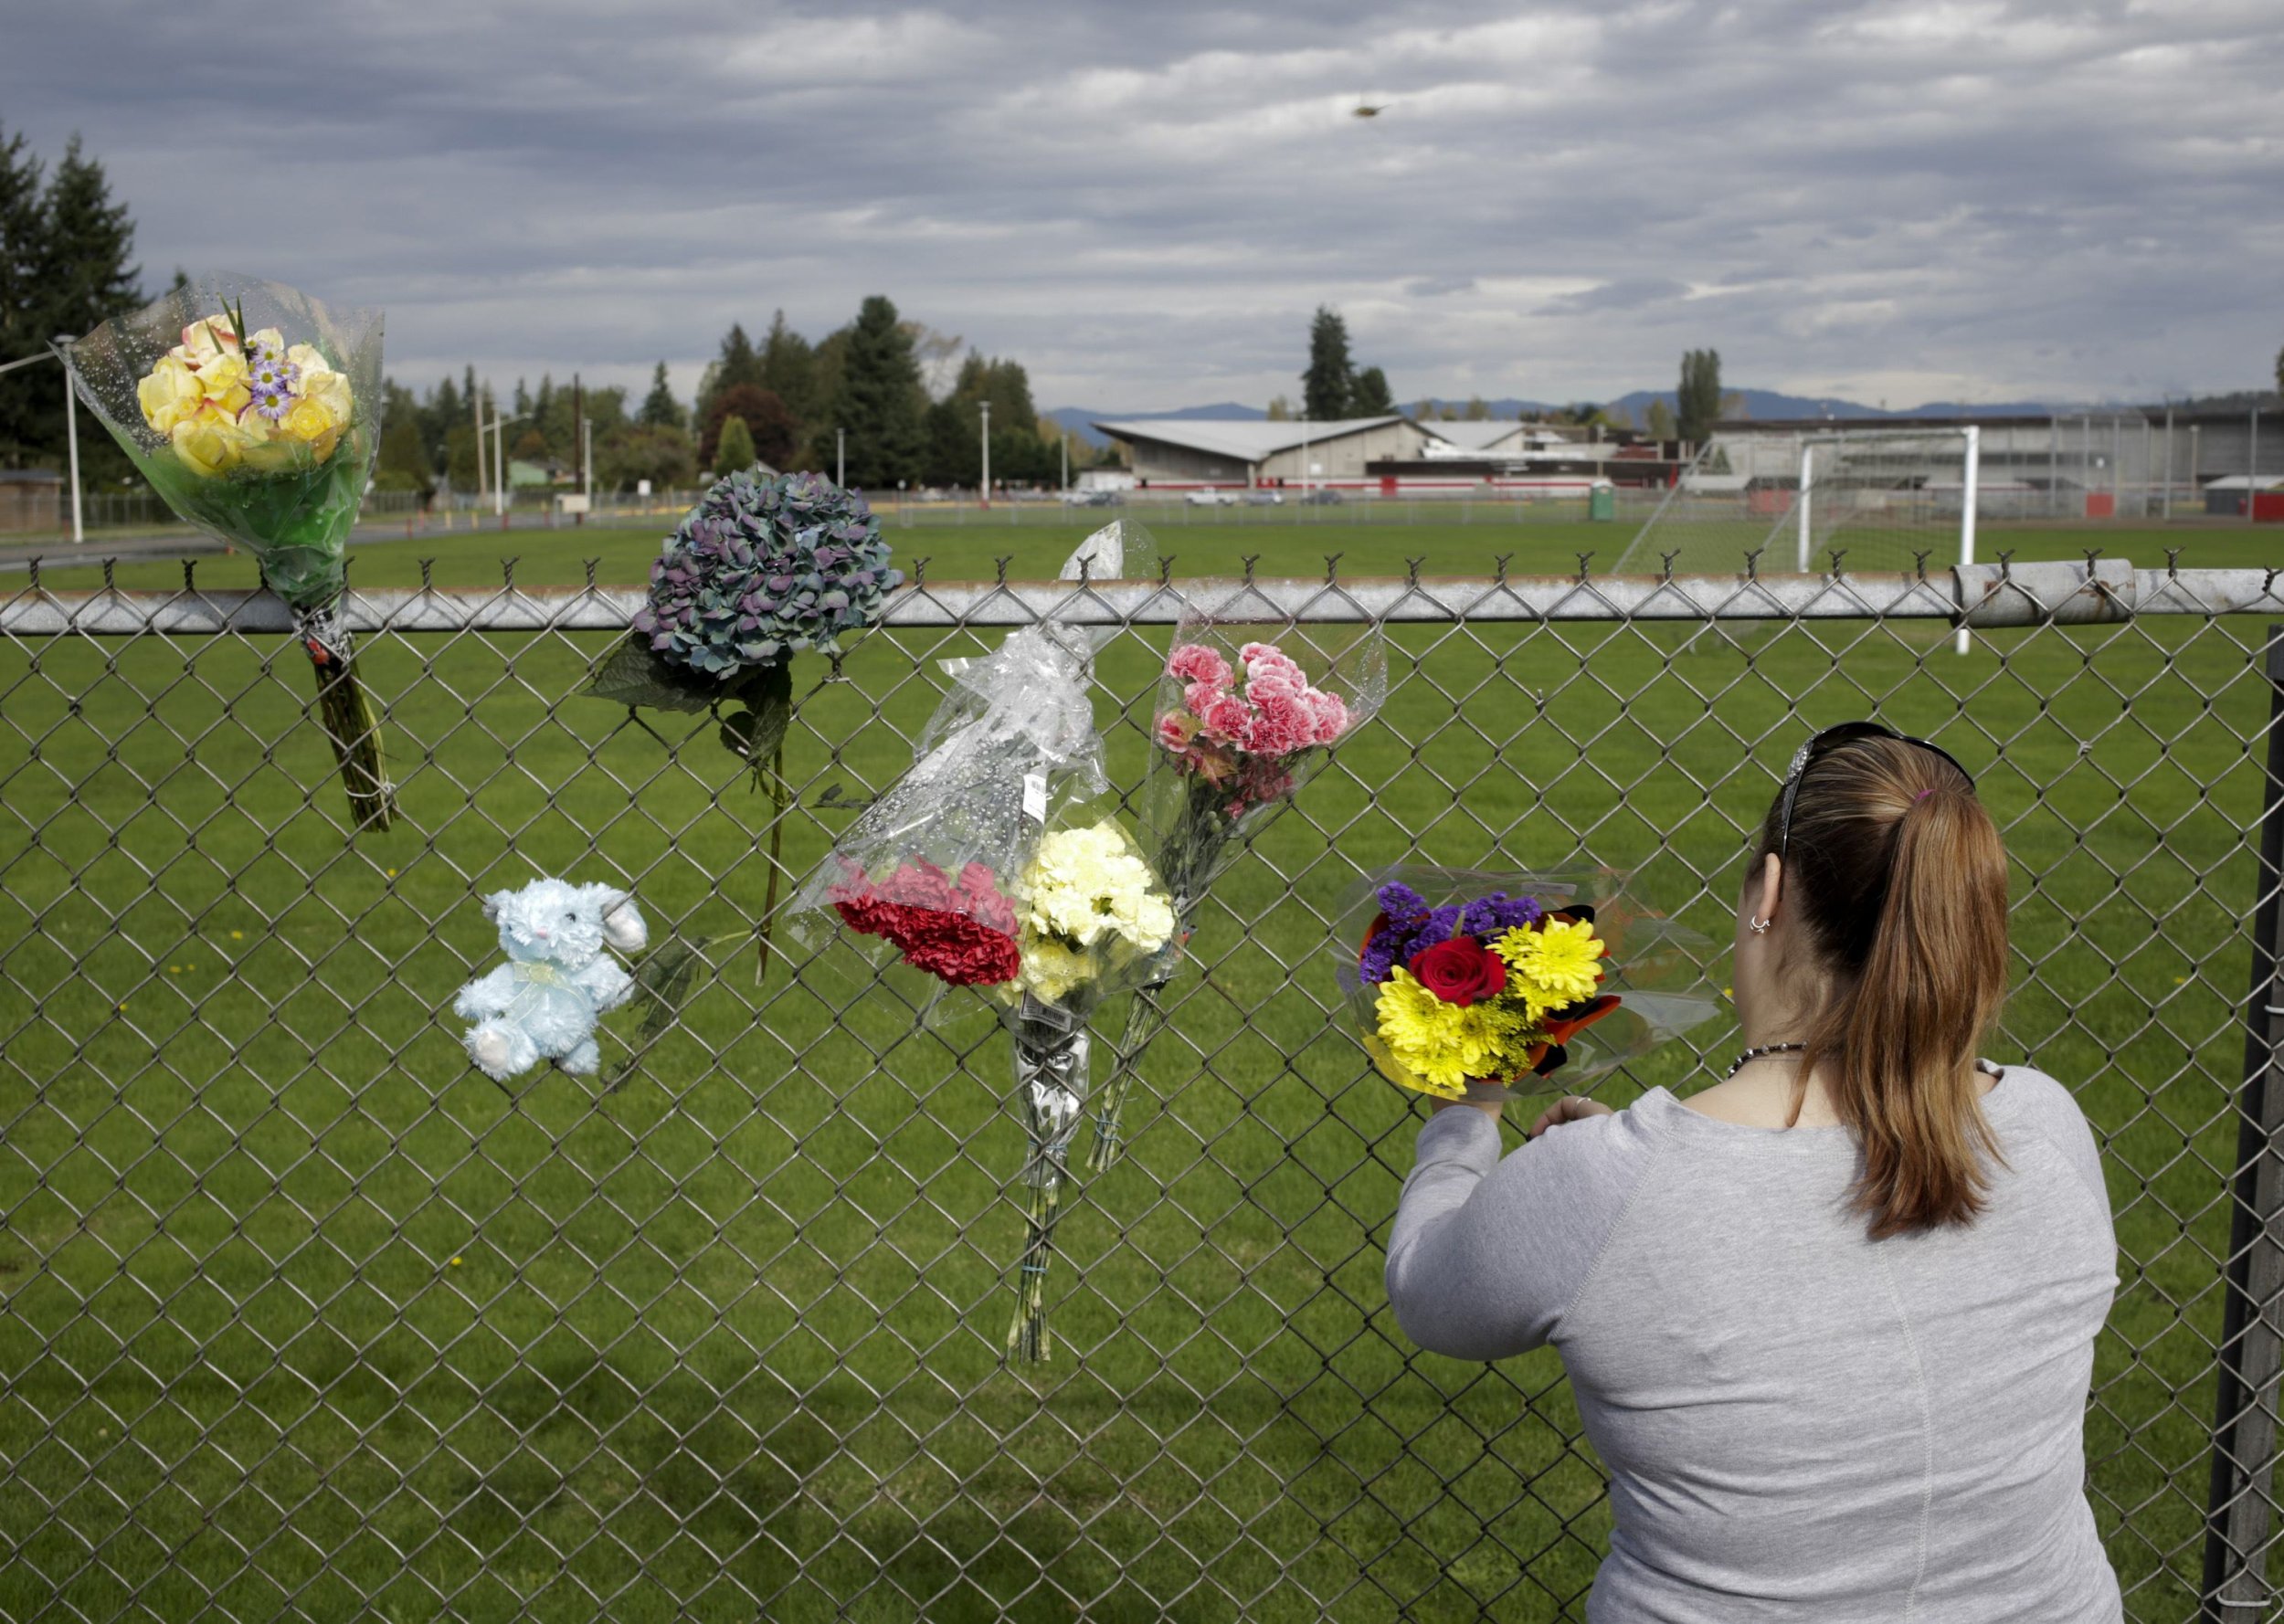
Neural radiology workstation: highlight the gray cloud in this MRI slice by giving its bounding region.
[4,0,2279,412]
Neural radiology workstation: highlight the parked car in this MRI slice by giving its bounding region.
[1242,490,1284,506]
[1184,490,1239,507]
[1299,488,1345,505]
[1062,488,1122,507]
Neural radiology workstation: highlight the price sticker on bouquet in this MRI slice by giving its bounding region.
[1021,772,1048,827]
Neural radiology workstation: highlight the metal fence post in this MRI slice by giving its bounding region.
[2203,624,2284,1618]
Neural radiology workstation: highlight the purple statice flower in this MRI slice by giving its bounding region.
[1359,883,1549,984]
[1361,882,1465,983]
[1460,892,1544,938]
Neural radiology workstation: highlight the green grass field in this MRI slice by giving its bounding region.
[0,515,2274,1619]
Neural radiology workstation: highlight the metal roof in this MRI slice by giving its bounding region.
[1091,416,1409,462]
[1419,420,1532,451]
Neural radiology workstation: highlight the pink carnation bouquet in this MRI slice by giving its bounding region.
[1087,600,1387,1170]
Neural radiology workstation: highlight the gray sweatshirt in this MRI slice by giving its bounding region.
[1386,1067,2122,1622]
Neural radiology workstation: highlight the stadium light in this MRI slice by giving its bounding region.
[979,399,990,511]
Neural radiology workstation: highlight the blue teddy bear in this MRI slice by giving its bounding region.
[453,878,648,1082]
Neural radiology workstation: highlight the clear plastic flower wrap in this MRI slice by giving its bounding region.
[788,621,1149,1009]
[59,273,392,830]
[1332,864,1720,1106]
[1089,588,1388,1169]
[788,522,1168,1362]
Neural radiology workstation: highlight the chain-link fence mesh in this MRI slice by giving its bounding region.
[0,558,2277,1621]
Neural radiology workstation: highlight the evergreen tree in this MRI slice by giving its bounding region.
[1265,395,1291,421]
[445,424,481,490]
[0,124,48,467]
[423,374,462,470]
[513,377,532,417]
[714,414,758,472]
[1351,367,1394,416]
[2275,343,2283,401]
[375,411,433,495]
[758,311,817,423]
[819,295,925,490]
[1303,305,1357,420]
[35,137,139,346]
[1644,398,1676,442]
[638,362,684,429]
[1676,349,1723,445]
[716,323,764,390]
[1464,395,1489,421]
[1,129,141,470]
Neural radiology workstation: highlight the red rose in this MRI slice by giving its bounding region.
[1408,934,1511,1006]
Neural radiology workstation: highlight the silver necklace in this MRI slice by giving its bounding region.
[1725,1041,1806,1080]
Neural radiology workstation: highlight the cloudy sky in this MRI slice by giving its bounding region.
[5,0,2279,414]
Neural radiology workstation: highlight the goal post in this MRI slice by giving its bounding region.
[1619,424,1983,587]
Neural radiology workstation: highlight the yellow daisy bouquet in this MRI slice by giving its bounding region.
[1336,865,1720,1105]
[59,275,390,831]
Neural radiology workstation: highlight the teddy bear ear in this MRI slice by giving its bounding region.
[481,891,508,924]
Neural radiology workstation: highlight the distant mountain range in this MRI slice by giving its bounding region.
[1048,390,2059,448]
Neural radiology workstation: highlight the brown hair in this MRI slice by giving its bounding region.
[1755,733,2008,1239]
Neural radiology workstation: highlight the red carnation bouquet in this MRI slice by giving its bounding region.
[826,858,1022,987]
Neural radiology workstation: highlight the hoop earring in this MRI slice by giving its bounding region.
[1748,916,1772,934]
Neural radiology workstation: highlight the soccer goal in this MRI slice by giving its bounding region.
[1613,426,1981,652]
[1616,426,1982,579]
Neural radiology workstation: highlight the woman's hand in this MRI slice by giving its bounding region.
[1525,1094,1613,1138]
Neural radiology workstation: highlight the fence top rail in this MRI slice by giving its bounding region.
[0,560,2274,637]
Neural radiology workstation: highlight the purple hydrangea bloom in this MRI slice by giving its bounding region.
[630,469,904,680]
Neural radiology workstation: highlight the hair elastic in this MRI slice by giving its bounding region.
[1914,788,1935,801]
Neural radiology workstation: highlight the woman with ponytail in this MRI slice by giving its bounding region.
[1386,722,2120,1620]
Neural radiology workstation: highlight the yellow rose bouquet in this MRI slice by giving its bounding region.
[60,275,392,830]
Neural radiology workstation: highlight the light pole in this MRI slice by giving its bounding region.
[0,345,80,543]
[54,338,81,544]
[1298,412,1310,500]
[979,399,991,509]
[482,410,528,523]
[836,427,845,489]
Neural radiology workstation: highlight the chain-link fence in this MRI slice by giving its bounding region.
[1,557,2278,1621]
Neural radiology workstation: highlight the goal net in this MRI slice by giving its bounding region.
[1614,427,1980,579]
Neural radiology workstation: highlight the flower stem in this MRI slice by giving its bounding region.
[756,737,786,982]
[298,612,393,835]
[1007,998,1088,1363]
